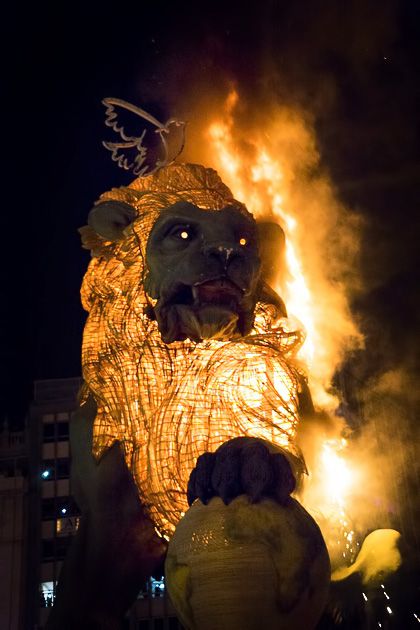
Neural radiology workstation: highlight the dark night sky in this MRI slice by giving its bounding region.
[2,0,420,427]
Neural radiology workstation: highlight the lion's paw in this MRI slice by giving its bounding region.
[187,437,296,507]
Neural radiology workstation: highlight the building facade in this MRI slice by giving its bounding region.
[26,377,182,630]
[0,422,28,630]
[10,373,418,628]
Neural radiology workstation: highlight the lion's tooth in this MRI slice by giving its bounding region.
[192,286,199,299]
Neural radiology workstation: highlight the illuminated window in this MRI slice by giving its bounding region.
[39,581,56,607]
[56,515,80,536]
[151,576,165,597]
[138,576,166,599]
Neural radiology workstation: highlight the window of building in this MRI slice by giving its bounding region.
[56,496,80,516]
[39,581,56,607]
[42,498,55,519]
[43,424,55,442]
[41,496,81,520]
[0,458,15,477]
[42,420,70,443]
[41,458,70,481]
[41,459,55,480]
[138,576,166,599]
[55,537,73,560]
[41,540,54,560]
[41,537,73,561]
[56,515,80,535]
[151,576,165,597]
[57,421,69,441]
[56,458,70,479]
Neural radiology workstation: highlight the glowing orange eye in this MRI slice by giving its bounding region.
[180,231,189,239]
[239,238,247,246]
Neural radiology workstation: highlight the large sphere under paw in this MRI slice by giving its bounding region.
[165,495,330,630]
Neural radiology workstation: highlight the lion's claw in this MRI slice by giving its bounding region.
[210,446,243,505]
[187,452,216,506]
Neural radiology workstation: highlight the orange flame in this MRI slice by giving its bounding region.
[185,91,366,548]
[196,90,362,410]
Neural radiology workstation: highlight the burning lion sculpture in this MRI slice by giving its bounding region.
[48,163,331,630]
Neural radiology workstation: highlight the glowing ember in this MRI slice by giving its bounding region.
[321,440,352,506]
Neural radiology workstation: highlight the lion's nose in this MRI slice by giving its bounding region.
[203,243,242,269]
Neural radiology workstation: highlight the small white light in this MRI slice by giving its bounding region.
[180,231,189,239]
[42,470,50,478]
[61,508,67,514]
[387,607,393,615]
[362,593,368,602]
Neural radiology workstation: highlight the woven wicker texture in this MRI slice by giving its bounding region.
[81,163,306,538]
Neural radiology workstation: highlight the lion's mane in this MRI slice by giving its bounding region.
[80,164,306,537]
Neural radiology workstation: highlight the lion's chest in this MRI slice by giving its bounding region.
[128,342,301,537]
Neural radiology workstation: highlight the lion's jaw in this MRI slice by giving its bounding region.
[148,276,259,343]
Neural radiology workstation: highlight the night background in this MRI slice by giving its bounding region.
[2,0,420,622]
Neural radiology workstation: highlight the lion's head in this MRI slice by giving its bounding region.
[80,163,306,536]
[82,164,286,343]
[144,200,263,343]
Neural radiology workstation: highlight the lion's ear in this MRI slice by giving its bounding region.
[256,221,286,284]
[88,201,137,241]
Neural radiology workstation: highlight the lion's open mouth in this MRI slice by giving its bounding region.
[154,279,252,343]
[171,279,244,312]
[193,279,244,308]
